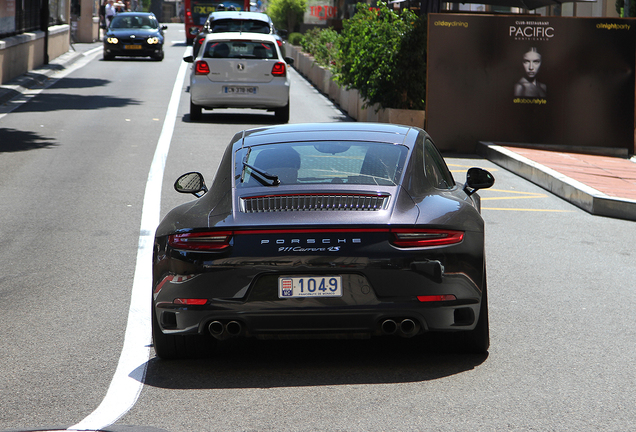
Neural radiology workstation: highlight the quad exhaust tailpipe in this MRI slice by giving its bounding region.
[208,320,243,340]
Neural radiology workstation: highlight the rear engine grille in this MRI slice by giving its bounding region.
[241,194,390,213]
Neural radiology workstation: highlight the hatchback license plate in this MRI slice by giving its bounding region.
[224,86,257,94]
[124,44,142,50]
[278,276,342,298]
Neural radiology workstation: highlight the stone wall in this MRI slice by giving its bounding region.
[0,25,71,85]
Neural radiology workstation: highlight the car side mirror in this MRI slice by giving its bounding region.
[284,56,294,66]
[183,55,194,63]
[161,25,168,30]
[463,167,494,197]
[174,172,208,197]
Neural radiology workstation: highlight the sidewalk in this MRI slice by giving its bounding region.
[0,41,102,105]
[478,142,636,222]
[1,44,635,222]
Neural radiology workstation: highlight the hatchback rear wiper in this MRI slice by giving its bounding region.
[240,148,280,186]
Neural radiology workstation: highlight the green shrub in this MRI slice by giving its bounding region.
[300,27,339,69]
[334,2,426,110]
[288,32,303,45]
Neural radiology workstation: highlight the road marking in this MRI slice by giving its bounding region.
[68,58,189,432]
[481,188,547,201]
[482,207,574,212]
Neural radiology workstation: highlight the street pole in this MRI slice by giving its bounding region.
[41,0,49,64]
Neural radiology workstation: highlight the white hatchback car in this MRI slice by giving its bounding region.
[184,33,293,122]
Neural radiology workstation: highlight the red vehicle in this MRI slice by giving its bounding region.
[184,0,251,44]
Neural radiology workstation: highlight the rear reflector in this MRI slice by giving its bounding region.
[173,298,207,305]
[417,295,457,302]
[390,229,464,247]
[168,231,232,250]
[271,62,286,76]
[195,60,210,75]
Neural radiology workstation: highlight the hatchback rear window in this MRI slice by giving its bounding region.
[210,19,271,34]
[204,41,277,59]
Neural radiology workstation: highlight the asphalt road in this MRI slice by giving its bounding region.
[1,24,635,432]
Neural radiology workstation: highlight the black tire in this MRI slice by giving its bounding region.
[103,52,114,61]
[457,279,490,354]
[274,103,290,123]
[152,50,164,61]
[190,100,202,121]
[152,306,216,359]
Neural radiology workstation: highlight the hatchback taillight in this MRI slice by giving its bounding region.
[195,60,210,75]
[390,229,464,248]
[271,62,286,77]
[168,231,232,250]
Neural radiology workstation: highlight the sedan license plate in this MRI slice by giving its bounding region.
[224,86,257,94]
[124,44,142,50]
[278,276,342,298]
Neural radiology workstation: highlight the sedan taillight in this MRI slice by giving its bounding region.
[390,229,464,248]
[195,60,210,75]
[271,62,286,77]
[168,231,232,250]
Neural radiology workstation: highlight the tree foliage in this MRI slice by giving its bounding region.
[334,2,426,110]
[267,0,307,32]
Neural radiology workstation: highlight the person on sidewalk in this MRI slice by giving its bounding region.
[105,0,117,28]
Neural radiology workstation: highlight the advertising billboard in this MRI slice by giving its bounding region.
[426,14,636,153]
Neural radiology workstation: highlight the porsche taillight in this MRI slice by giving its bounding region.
[168,231,232,250]
[271,62,286,77]
[390,229,464,248]
[195,60,210,75]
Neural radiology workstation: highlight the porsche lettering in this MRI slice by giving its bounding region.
[261,238,361,245]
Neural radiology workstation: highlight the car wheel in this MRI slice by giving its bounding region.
[457,277,490,354]
[152,306,216,359]
[274,103,290,123]
[190,100,202,121]
[103,52,114,61]
[152,50,164,61]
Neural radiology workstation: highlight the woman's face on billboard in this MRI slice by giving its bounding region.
[522,51,542,79]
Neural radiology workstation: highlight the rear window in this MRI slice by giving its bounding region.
[204,41,277,59]
[237,142,408,187]
[210,19,271,34]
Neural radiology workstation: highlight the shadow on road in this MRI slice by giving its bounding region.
[141,336,488,390]
[13,93,140,113]
[47,77,112,90]
[182,111,352,125]
[0,128,57,152]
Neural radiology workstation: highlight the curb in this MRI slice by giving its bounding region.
[477,141,636,222]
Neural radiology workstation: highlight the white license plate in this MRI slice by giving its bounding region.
[278,276,342,298]
[224,86,257,94]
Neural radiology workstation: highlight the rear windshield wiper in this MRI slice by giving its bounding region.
[240,148,280,186]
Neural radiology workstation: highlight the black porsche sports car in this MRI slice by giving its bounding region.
[152,123,495,359]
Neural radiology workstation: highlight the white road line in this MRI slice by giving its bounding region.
[69,58,189,432]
